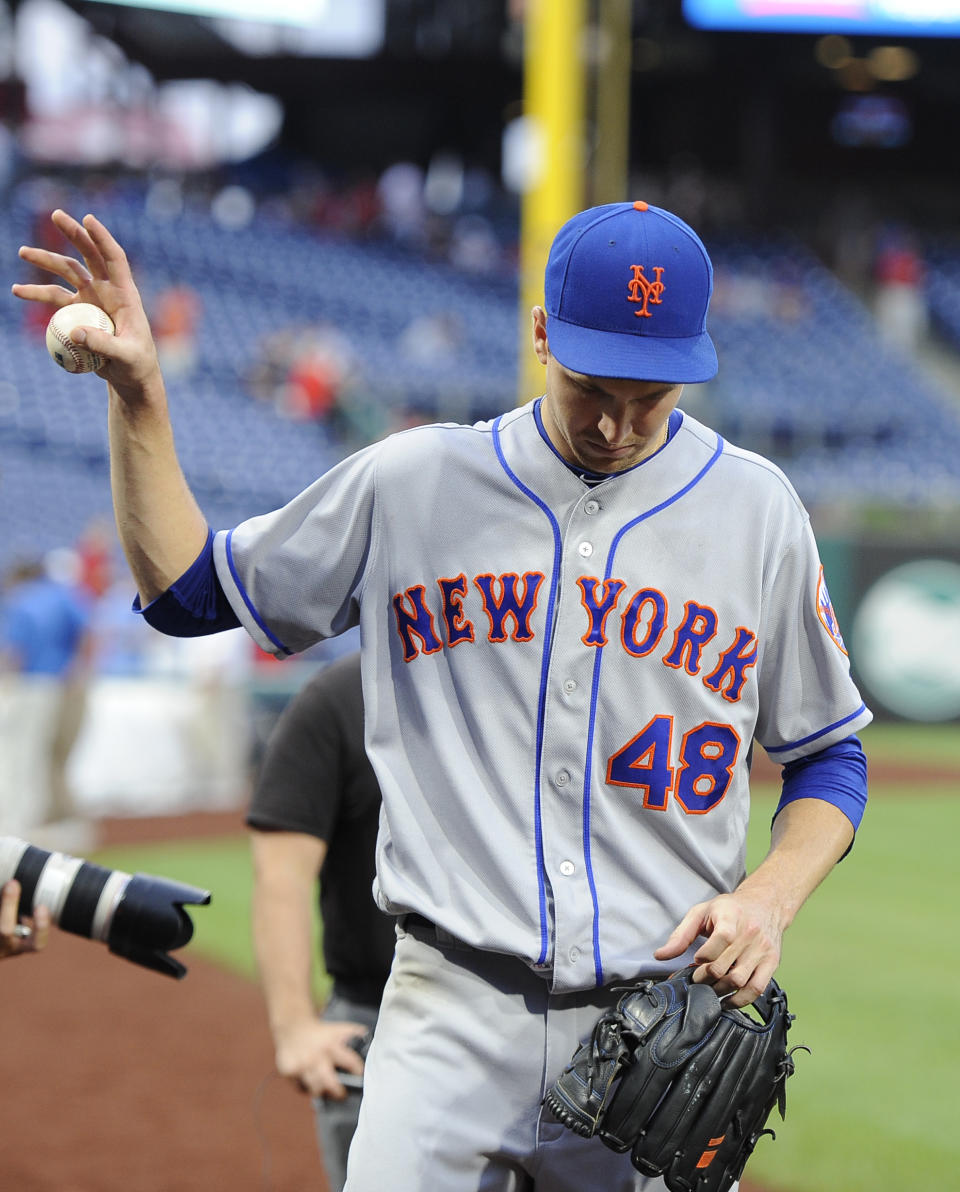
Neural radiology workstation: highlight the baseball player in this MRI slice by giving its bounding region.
[249,650,394,1191]
[14,201,870,1191]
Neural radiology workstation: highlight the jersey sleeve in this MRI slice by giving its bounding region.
[775,733,868,832]
[213,442,381,657]
[136,528,242,636]
[754,519,872,763]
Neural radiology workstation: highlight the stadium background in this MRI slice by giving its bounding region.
[0,2,958,1189]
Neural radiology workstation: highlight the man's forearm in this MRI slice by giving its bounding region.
[251,831,327,1033]
[108,377,209,604]
[12,208,210,602]
[253,883,319,1031]
[656,795,857,1006]
[737,796,854,931]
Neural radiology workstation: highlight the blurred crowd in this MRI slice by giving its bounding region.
[0,516,337,850]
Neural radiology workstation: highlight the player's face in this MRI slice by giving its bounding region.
[540,356,683,475]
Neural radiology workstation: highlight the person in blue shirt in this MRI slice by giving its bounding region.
[0,555,92,836]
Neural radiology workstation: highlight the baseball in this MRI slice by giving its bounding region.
[45,303,115,374]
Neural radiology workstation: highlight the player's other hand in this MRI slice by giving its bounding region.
[0,879,51,960]
[273,1017,369,1100]
[654,890,784,1009]
[12,210,161,397]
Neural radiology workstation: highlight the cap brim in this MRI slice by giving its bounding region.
[547,316,718,384]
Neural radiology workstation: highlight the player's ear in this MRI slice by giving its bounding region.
[531,306,549,365]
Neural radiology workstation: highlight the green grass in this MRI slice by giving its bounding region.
[744,781,960,1191]
[859,719,960,767]
[91,834,333,999]
[91,835,260,980]
[92,722,959,1192]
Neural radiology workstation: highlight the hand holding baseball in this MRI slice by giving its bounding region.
[46,302,116,373]
[12,209,161,399]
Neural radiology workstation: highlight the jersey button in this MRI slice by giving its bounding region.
[563,678,577,694]
[584,499,601,515]
[568,947,581,964]
[578,541,593,558]
[555,770,570,787]
[559,860,576,876]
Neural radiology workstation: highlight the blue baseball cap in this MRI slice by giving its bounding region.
[544,201,718,384]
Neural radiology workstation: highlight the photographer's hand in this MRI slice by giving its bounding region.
[0,879,50,959]
[274,1016,368,1100]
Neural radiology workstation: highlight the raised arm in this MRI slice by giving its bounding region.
[12,209,208,602]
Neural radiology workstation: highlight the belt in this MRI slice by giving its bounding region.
[399,912,473,952]
[400,912,436,934]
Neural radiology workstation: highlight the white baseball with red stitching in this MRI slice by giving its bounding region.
[45,303,115,374]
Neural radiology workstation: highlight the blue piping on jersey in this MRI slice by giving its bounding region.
[582,433,726,987]
[492,415,564,967]
[224,528,293,656]
[764,704,868,753]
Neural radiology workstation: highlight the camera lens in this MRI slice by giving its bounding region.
[0,836,211,978]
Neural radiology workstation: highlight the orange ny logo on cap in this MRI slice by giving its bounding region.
[627,264,665,318]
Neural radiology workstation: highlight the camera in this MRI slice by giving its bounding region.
[338,1029,373,1091]
[0,836,211,978]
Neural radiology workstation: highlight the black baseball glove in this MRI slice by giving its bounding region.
[544,966,803,1192]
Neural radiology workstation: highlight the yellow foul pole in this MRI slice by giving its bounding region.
[591,0,632,207]
[519,0,587,406]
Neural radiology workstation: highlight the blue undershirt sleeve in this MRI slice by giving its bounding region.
[774,734,868,837]
[133,527,242,637]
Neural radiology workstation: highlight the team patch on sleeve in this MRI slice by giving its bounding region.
[816,566,848,655]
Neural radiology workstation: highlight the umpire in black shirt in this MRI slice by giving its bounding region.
[247,651,395,1191]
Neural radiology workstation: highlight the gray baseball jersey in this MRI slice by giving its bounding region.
[214,402,871,994]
